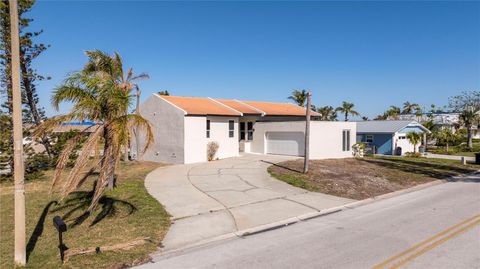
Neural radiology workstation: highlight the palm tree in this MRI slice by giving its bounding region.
[36,50,153,212]
[158,90,170,96]
[406,132,422,154]
[288,89,307,107]
[317,106,337,121]
[402,102,420,114]
[386,106,401,119]
[335,101,360,121]
[459,106,480,150]
[434,128,456,152]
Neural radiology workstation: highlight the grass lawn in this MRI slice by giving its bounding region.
[0,161,170,269]
[268,156,479,200]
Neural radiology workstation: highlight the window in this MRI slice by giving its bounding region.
[229,120,234,138]
[366,135,374,143]
[206,120,210,138]
[240,122,254,141]
[399,136,406,140]
[247,122,253,140]
[342,130,351,151]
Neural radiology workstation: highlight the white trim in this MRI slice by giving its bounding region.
[234,100,266,116]
[154,93,187,115]
[208,97,243,116]
[394,121,431,134]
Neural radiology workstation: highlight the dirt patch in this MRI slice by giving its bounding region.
[268,157,477,200]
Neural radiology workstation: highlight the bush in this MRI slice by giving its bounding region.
[207,141,219,161]
[352,143,366,157]
[405,152,423,158]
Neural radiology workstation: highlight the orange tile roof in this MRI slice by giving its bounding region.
[240,100,319,116]
[159,95,241,116]
[214,99,263,115]
[157,95,318,117]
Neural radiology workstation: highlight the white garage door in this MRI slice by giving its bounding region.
[266,132,305,156]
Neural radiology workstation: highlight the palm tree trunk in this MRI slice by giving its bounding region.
[103,128,116,190]
[345,112,348,121]
[467,127,473,150]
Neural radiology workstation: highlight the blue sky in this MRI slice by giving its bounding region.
[28,1,480,119]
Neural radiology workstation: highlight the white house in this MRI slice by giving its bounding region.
[356,120,430,155]
[134,94,356,164]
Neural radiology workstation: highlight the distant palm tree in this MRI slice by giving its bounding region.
[158,90,170,96]
[288,89,307,107]
[317,106,337,121]
[434,128,456,152]
[459,106,480,150]
[336,101,360,121]
[386,106,401,120]
[402,102,420,114]
[406,132,422,154]
[37,50,154,212]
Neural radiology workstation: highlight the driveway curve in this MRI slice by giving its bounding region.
[145,153,354,250]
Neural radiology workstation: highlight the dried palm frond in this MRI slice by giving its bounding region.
[61,125,104,198]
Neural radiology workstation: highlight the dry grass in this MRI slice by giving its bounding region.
[0,161,170,269]
[268,156,479,200]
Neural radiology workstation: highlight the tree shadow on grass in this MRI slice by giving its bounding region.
[360,157,478,180]
[50,191,137,228]
[26,201,58,261]
[261,160,303,173]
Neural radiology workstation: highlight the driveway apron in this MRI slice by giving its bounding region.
[145,153,354,250]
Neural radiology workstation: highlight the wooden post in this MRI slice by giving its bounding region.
[10,0,26,265]
[303,91,311,174]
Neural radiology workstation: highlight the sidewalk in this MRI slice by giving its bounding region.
[425,152,475,162]
[144,154,354,251]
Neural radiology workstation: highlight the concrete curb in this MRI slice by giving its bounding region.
[146,179,448,262]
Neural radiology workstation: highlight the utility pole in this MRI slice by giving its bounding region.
[135,85,141,160]
[10,0,26,265]
[303,91,311,174]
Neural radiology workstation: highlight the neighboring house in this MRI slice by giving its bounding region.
[398,112,480,138]
[356,120,430,155]
[134,94,356,164]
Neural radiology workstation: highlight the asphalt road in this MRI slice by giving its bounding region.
[137,176,480,269]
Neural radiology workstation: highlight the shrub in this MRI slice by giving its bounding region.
[207,141,219,161]
[405,152,422,158]
[352,143,366,157]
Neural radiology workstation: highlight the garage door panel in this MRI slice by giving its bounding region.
[266,132,305,156]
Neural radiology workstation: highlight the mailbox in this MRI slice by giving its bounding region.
[53,216,67,232]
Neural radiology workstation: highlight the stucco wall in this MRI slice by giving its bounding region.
[184,116,207,163]
[184,116,240,164]
[251,121,356,159]
[135,95,185,164]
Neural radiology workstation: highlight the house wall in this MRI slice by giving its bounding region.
[394,125,427,154]
[357,133,393,155]
[184,116,239,164]
[184,116,207,164]
[207,116,239,161]
[251,121,356,159]
[135,95,185,164]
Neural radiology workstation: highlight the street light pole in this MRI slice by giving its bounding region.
[303,91,311,174]
[9,0,26,265]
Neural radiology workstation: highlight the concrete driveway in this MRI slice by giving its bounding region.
[145,153,354,250]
